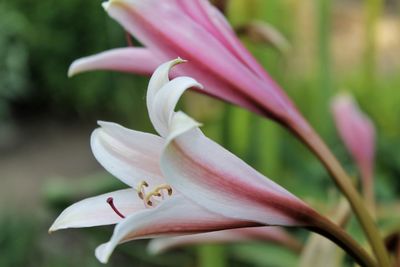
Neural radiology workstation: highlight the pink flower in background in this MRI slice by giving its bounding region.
[51,59,321,263]
[148,226,302,255]
[331,94,376,205]
[68,0,306,128]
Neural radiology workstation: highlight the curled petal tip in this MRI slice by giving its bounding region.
[48,211,73,233]
[67,60,81,77]
[176,57,187,63]
[171,57,187,67]
[147,240,164,255]
[101,2,110,10]
[48,220,63,234]
[97,120,111,127]
[102,0,124,10]
[95,243,111,264]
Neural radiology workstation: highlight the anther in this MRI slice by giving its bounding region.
[106,197,125,219]
[143,184,173,207]
[144,191,160,207]
[136,181,149,199]
[153,184,173,196]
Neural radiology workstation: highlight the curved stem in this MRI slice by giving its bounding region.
[293,123,390,267]
[307,215,377,267]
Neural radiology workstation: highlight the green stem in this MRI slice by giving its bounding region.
[362,172,376,218]
[294,123,390,267]
[308,215,377,267]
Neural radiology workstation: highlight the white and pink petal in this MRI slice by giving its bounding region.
[152,78,202,136]
[49,189,142,231]
[91,121,165,187]
[95,195,257,263]
[161,113,318,227]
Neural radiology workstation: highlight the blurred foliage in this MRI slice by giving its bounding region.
[0,0,149,124]
[0,0,399,266]
[0,4,28,103]
[0,216,38,267]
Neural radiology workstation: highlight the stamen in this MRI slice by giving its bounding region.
[135,181,173,208]
[106,197,125,219]
[153,184,173,196]
[136,181,149,200]
[144,191,159,207]
[144,184,173,207]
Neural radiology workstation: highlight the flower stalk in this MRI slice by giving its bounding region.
[292,122,390,267]
[308,215,376,267]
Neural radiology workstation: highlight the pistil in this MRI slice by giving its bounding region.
[106,197,125,219]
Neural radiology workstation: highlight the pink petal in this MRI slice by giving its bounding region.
[68,47,161,77]
[176,0,274,81]
[49,189,142,231]
[172,62,269,116]
[94,195,257,263]
[331,94,375,190]
[148,226,301,254]
[161,112,318,227]
[103,0,294,121]
[91,121,165,187]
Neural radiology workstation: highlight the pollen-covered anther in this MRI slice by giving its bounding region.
[155,184,173,196]
[136,180,149,200]
[144,184,173,208]
[144,191,160,207]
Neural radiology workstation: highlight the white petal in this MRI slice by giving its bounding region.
[146,58,186,118]
[49,189,142,232]
[91,121,165,187]
[166,112,201,143]
[150,77,202,137]
[94,195,254,263]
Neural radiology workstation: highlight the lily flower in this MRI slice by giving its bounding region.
[65,1,387,263]
[51,60,372,266]
[331,94,376,209]
[68,0,306,129]
[148,227,302,255]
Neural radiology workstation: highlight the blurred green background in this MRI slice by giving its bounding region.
[0,0,399,266]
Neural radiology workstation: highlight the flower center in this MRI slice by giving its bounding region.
[106,181,174,218]
[136,180,173,208]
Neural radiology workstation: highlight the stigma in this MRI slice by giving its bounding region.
[106,197,125,219]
